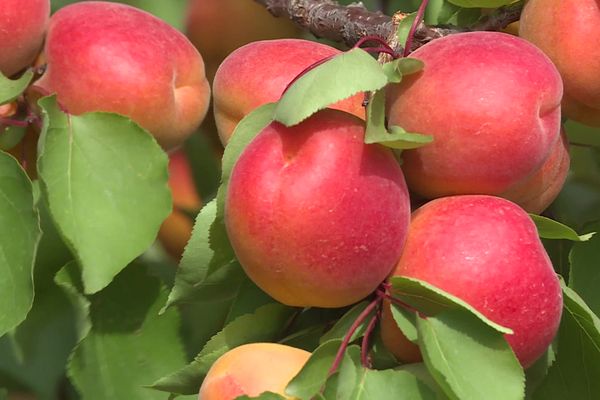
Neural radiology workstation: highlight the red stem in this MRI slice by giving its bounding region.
[327,298,379,376]
[403,0,430,57]
[360,309,380,368]
[0,117,28,128]
[281,54,338,96]
[377,289,425,318]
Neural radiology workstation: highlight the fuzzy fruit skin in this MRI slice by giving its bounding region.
[520,0,600,127]
[36,1,210,151]
[185,0,299,81]
[158,150,201,260]
[387,32,564,213]
[0,0,49,77]
[380,195,563,368]
[225,110,410,308]
[213,39,365,146]
[199,343,310,400]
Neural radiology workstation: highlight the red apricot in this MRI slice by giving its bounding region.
[225,109,410,308]
[381,195,563,368]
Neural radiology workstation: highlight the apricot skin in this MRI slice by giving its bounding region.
[380,195,563,368]
[198,343,310,400]
[225,109,410,308]
[185,0,299,81]
[387,32,564,213]
[35,1,210,151]
[0,0,50,77]
[157,150,201,260]
[519,0,600,127]
[213,39,365,146]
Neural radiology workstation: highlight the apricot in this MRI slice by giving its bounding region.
[0,0,49,77]
[387,31,564,213]
[380,195,563,368]
[225,109,410,308]
[158,150,201,260]
[198,343,310,400]
[186,0,299,81]
[35,1,210,151]
[519,0,600,127]
[213,39,366,146]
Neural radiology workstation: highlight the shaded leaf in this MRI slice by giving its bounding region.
[151,303,293,395]
[364,90,432,150]
[529,214,594,242]
[533,284,600,400]
[447,0,517,8]
[165,104,275,310]
[320,302,373,344]
[391,303,418,343]
[0,151,40,337]
[237,392,286,400]
[0,71,33,105]
[285,340,342,400]
[68,265,188,400]
[569,220,600,316]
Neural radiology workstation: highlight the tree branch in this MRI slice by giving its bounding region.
[254,0,523,53]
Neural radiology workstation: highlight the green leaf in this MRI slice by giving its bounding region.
[396,13,417,47]
[151,303,293,395]
[364,90,432,150]
[532,283,600,400]
[0,126,27,151]
[397,58,425,75]
[322,346,438,400]
[424,0,481,26]
[418,310,524,400]
[347,369,437,400]
[391,303,418,343]
[54,262,91,341]
[525,347,555,399]
[447,0,517,8]
[569,220,600,316]
[165,104,275,310]
[529,214,594,242]
[389,276,513,334]
[0,71,33,105]
[0,280,79,398]
[0,151,41,337]
[68,264,188,400]
[37,96,171,294]
[274,48,385,126]
[236,392,286,400]
[319,302,374,344]
[285,340,342,400]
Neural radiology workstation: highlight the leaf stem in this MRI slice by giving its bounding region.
[360,309,380,368]
[327,298,379,376]
[403,0,430,57]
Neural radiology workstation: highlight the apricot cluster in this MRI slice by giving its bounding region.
[202,28,572,398]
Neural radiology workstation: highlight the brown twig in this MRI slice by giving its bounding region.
[254,0,523,53]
